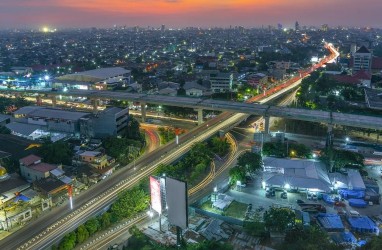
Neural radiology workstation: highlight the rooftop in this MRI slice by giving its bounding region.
[20,154,42,167]
[364,88,382,110]
[0,134,38,159]
[35,177,66,193]
[355,46,371,54]
[14,106,90,121]
[57,67,130,82]
[6,122,45,136]
[183,81,208,91]
[263,157,332,192]
[0,114,11,123]
[28,162,58,173]
[80,151,102,157]
[0,173,29,195]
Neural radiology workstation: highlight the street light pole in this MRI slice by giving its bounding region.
[286,139,289,157]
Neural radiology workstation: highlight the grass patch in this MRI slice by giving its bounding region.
[199,200,248,220]
[225,201,248,220]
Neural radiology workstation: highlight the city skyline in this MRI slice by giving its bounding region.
[0,0,381,29]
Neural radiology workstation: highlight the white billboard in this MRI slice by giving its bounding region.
[150,176,162,214]
[165,177,188,229]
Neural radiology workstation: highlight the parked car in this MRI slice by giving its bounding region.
[307,192,318,201]
[337,207,347,215]
[334,201,346,207]
[281,191,288,199]
[296,199,305,205]
[266,189,275,198]
[349,210,360,217]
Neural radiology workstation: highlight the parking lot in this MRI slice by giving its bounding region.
[224,171,382,219]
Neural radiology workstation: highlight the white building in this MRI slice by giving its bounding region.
[353,46,372,72]
[209,73,233,93]
[54,67,131,90]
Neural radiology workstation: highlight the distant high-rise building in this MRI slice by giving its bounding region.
[350,43,357,56]
[161,24,166,32]
[353,46,372,72]
[321,24,329,32]
[277,23,283,30]
[238,26,245,34]
[295,21,300,31]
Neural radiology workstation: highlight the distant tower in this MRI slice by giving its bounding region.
[277,23,283,30]
[161,24,166,32]
[295,21,300,31]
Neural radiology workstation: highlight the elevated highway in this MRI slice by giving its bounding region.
[2,87,382,130]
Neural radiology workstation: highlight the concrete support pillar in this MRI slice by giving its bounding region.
[141,103,146,123]
[196,108,203,125]
[36,95,42,106]
[91,99,98,113]
[326,124,333,149]
[264,116,270,134]
[51,95,57,107]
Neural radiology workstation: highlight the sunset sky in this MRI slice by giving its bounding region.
[0,0,380,29]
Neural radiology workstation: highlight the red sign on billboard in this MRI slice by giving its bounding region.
[150,176,162,214]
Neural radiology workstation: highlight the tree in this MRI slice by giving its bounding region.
[76,225,89,244]
[58,232,76,250]
[158,126,176,144]
[85,218,100,235]
[0,157,19,173]
[100,212,111,229]
[177,87,186,96]
[237,152,262,174]
[320,148,364,172]
[125,225,151,249]
[262,142,285,157]
[361,234,382,250]
[103,137,143,165]
[125,115,142,140]
[37,141,73,165]
[281,226,342,250]
[244,210,267,239]
[188,241,234,250]
[110,187,149,220]
[210,136,230,156]
[0,96,32,113]
[289,143,312,158]
[263,207,295,232]
[229,166,246,185]
[0,125,11,134]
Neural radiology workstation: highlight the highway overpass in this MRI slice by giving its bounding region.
[2,88,382,130]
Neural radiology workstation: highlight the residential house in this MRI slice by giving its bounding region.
[183,81,208,97]
[19,154,62,182]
